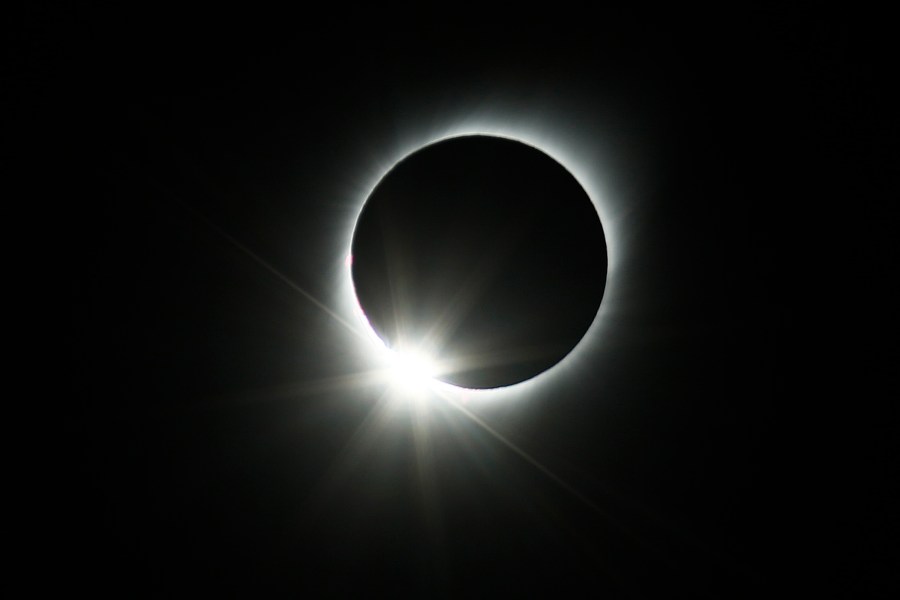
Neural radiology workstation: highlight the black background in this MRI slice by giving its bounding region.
[12,4,896,597]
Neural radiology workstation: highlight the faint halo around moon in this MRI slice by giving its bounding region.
[351,135,607,389]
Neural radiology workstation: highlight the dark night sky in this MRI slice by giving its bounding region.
[13,5,896,597]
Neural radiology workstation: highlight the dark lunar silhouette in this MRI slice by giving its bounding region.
[351,135,607,388]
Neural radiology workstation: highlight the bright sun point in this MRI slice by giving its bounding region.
[386,348,439,394]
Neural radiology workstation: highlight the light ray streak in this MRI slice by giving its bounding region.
[438,344,562,382]
[434,387,609,517]
[302,387,400,514]
[420,212,531,353]
[410,397,444,549]
[131,166,367,343]
[194,212,365,340]
[435,389,746,596]
[380,210,413,347]
[116,371,392,421]
[208,370,391,407]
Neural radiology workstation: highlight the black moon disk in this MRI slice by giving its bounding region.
[351,135,607,389]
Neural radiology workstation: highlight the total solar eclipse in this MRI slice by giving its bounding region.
[351,135,607,389]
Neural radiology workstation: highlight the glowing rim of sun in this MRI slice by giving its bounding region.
[335,119,623,403]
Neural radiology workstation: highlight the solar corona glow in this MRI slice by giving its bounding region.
[344,128,614,400]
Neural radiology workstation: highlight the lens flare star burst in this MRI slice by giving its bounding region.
[178,112,627,553]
